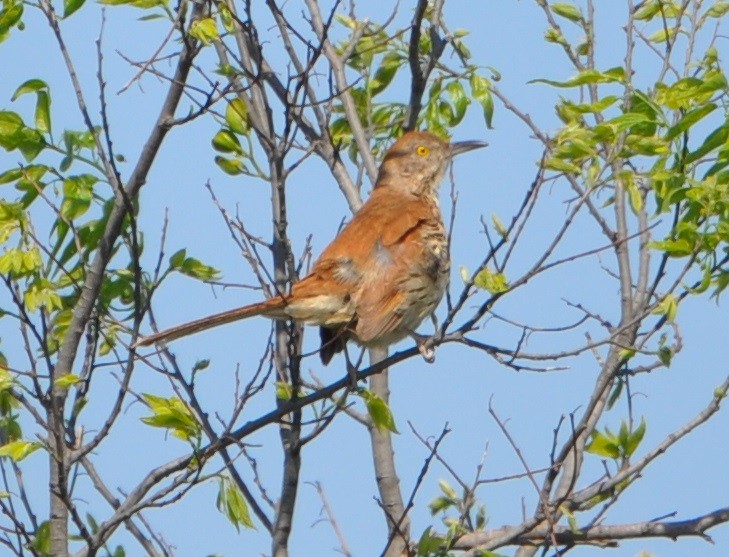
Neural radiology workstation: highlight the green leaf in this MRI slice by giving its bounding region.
[0,3,23,34]
[32,521,51,556]
[0,416,21,443]
[691,265,712,295]
[530,67,625,88]
[619,348,635,361]
[649,27,677,43]
[607,379,623,409]
[192,359,210,373]
[567,514,580,534]
[491,213,508,239]
[544,28,567,46]
[576,40,591,56]
[0,366,16,391]
[13,164,48,207]
[35,90,51,134]
[560,504,581,534]
[0,247,41,276]
[0,121,48,161]
[16,128,46,161]
[86,513,99,534]
[215,155,246,175]
[64,0,86,17]
[446,80,469,125]
[657,345,672,367]
[604,112,653,132]
[475,504,487,530]
[225,98,249,135]
[189,17,219,45]
[552,3,582,22]
[11,79,48,101]
[25,279,63,312]
[428,495,454,515]
[334,13,357,29]
[216,476,255,531]
[634,0,660,20]
[0,111,23,146]
[212,129,243,155]
[620,172,643,213]
[330,117,352,144]
[452,36,470,59]
[665,103,716,141]
[137,12,165,21]
[618,420,630,448]
[0,439,41,461]
[652,294,678,323]
[438,478,458,499]
[0,167,22,185]
[706,2,729,17]
[624,418,646,457]
[54,374,81,388]
[586,430,620,459]
[651,238,694,257]
[565,96,620,120]
[275,381,293,400]
[169,248,186,269]
[685,122,729,164]
[656,71,727,110]
[140,394,201,441]
[360,390,398,434]
[177,256,220,281]
[544,157,581,174]
[368,52,402,96]
[215,63,238,77]
[473,268,509,293]
[459,265,470,284]
[556,129,598,159]
[627,90,663,128]
[61,174,96,220]
[470,74,494,128]
[417,526,443,554]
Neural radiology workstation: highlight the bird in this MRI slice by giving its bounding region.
[135,131,486,364]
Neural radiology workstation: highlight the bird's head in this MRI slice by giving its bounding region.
[375,131,487,196]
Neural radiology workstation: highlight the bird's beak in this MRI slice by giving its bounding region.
[450,139,488,157]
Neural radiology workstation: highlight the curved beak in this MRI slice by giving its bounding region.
[450,139,488,157]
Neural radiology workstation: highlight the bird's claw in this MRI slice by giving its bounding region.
[411,332,436,363]
[418,343,436,363]
[344,352,361,389]
[346,366,360,389]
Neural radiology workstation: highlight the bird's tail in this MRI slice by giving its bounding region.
[134,297,287,347]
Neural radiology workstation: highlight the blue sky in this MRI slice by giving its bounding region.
[1,1,728,556]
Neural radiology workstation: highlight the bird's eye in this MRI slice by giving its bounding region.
[416,145,429,157]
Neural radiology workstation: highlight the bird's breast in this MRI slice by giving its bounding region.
[420,206,450,286]
[425,237,450,285]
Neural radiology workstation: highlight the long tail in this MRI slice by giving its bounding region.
[134,297,287,347]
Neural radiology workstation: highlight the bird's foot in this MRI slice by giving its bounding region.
[344,349,362,389]
[346,364,360,389]
[411,332,436,363]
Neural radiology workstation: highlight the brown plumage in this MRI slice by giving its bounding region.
[135,131,486,363]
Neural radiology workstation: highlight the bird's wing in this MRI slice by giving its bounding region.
[331,190,433,343]
[351,226,426,343]
[285,264,354,326]
[294,189,432,334]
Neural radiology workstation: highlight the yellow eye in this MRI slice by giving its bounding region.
[416,145,429,157]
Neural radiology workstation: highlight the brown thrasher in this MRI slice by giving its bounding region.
[136,131,486,363]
